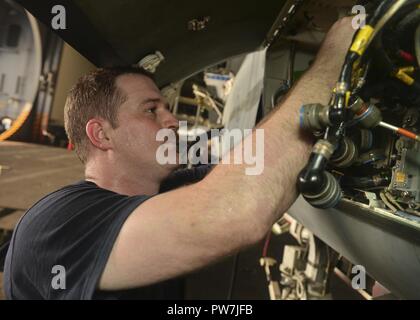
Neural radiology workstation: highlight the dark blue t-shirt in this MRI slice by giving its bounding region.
[3,164,214,299]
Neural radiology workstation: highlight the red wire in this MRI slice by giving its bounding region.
[262,231,272,257]
[398,50,415,63]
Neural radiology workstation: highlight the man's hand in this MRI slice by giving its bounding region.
[98,17,360,291]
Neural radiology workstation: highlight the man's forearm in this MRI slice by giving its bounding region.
[206,67,337,229]
[203,24,352,243]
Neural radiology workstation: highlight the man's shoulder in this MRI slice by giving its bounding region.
[4,180,151,299]
[17,180,100,224]
[17,179,151,233]
[31,180,98,205]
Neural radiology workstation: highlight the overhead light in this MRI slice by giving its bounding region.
[137,51,164,73]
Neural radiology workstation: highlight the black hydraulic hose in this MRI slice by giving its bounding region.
[361,0,420,63]
[394,8,420,40]
[374,7,420,92]
[297,153,329,195]
[386,0,420,27]
[298,1,375,198]
[339,52,360,85]
[297,0,419,208]
[340,175,390,189]
[340,1,420,111]
[379,5,420,60]
[368,0,395,26]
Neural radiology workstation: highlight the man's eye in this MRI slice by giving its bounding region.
[146,106,157,114]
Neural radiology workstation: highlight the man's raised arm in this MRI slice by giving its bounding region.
[99,18,356,291]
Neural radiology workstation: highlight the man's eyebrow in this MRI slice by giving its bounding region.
[140,98,160,104]
[140,98,170,110]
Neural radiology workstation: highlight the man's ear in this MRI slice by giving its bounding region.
[85,119,113,151]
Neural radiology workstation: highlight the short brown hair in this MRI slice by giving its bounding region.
[64,67,154,163]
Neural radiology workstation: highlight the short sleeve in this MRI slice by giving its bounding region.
[3,181,153,300]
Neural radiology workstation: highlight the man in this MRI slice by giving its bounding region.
[3,18,355,299]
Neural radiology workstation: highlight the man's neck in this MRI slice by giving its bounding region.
[85,159,163,196]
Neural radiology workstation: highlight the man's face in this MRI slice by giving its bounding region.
[109,73,180,177]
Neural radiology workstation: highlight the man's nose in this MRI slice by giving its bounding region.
[160,110,179,130]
